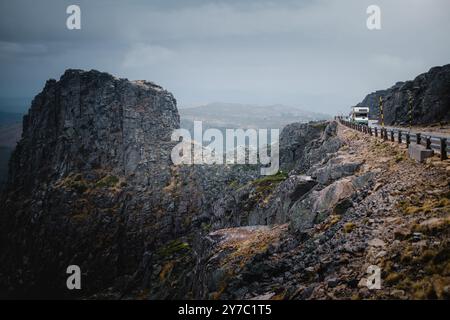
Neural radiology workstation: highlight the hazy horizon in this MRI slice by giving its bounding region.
[1,0,450,115]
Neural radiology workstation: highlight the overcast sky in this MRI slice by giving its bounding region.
[0,0,449,114]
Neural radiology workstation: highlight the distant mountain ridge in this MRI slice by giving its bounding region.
[180,102,331,132]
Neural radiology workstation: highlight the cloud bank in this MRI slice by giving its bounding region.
[0,0,449,114]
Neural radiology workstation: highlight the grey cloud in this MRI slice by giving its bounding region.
[0,0,449,114]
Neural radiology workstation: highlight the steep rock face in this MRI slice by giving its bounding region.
[357,64,450,125]
[192,124,450,301]
[209,121,342,231]
[0,70,181,297]
[188,122,379,300]
[279,122,324,171]
[0,69,266,299]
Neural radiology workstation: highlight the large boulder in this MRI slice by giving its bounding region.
[289,172,374,233]
[308,156,363,185]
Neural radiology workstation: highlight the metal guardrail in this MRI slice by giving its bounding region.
[337,118,449,161]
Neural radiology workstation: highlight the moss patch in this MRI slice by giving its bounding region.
[156,239,190,258]
[251,171,288,194]
[58,173,89,193]
[343,222,355,233]
[95,175,119,188]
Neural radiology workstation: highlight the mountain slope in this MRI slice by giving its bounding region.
[357,64,450,125]
[185,124,450,300]
[1,69,448,300]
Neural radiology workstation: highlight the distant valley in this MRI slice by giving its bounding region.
[180,103,331,133]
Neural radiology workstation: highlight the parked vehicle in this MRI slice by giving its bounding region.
[350,106,369,125]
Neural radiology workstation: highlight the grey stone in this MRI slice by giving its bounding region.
[408,144,434,162]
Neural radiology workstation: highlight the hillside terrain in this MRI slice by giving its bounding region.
[182,124,449,300]
[0,69,448,300]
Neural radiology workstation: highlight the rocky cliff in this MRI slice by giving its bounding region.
[186,124,450,300]
[0,69,263,298]
[0,70,183,297]
[357,64,450,125]
[1,69,448,300]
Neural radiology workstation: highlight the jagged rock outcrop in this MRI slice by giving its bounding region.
[209,121,344,231]
[191,122,449,300]
[0,69,183,297]
[0,69,262,299]
[188,121,379,299]
[357,64,450,125]
[279,122,325,171]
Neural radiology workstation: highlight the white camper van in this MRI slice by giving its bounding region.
[350,106,369,125]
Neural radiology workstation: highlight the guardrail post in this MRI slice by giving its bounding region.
[441,138,448,160]
[391,130,394,142]
[383,129,388,141]
[416,133,421,145]
[369,127,373,136]
[375,127,378,137]
[398,131,402,144]
[426,137,431,150]
[406,133,410,147]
